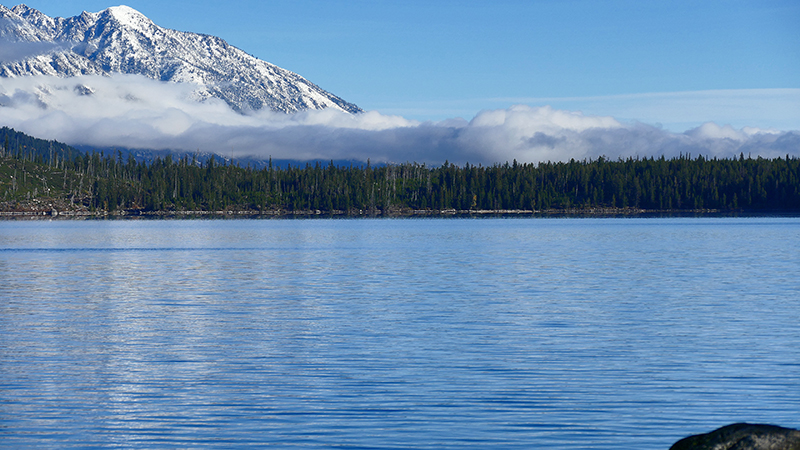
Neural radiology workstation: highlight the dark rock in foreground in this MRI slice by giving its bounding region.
[671,423,800,450]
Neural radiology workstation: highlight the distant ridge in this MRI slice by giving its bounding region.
[1,126,369,169]
[0,4,362,114]
[1,126,81,162]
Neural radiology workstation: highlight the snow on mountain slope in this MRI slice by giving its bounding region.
[0,4,362,114]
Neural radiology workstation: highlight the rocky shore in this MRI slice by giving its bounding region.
[671,423,800,450]
[0,199,734,219]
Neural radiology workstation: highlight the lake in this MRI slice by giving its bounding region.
[1,217,798,449]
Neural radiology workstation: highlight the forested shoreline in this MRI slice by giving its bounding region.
[2,127,799,217]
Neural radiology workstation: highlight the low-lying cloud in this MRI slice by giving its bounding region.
[0,40,64,64]
[0,74,797,165]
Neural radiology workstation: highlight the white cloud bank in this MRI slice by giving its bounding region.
[489,89,800,133]
[1,74,797,165]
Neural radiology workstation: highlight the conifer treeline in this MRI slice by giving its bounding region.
[2,126,799,213]
[52,152,800,212]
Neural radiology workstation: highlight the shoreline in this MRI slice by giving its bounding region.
[1,203,795,219]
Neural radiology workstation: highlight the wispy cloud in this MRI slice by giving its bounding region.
[0,74,797,165]
[485,89,800,133]
[0,40,63,63]
[381,89,800,132]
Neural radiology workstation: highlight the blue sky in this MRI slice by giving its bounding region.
[14,0,800,131]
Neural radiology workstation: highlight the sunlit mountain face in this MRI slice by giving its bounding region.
[0,4,362,114]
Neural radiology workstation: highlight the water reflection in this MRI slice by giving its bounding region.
[1,218,798,448]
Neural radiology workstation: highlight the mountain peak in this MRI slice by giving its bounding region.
[10,4,34,15]
[104,5,152,30]
[107,4,143,16]
[0,5,362,114]
[5,5,44,25]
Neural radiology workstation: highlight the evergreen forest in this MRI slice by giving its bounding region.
[2,126,800,215]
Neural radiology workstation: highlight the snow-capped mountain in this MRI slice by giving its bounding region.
[0,4,362,114]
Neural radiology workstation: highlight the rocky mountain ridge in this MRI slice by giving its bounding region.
[0,4,362,114]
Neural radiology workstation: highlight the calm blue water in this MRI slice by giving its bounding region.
[1,217,798,449]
